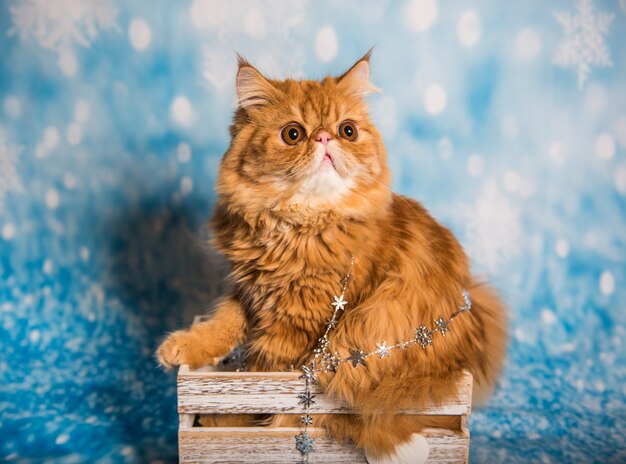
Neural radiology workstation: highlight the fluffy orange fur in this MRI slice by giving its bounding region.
[157,52,508,458]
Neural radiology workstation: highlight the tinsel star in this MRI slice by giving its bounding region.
[434,317,450,337]
[331,294,347,311]
[298,391,317,408]
[375,341,391,358]
[300,362,317,383]
[295,432,316,454]
[300,414,314,425]
[347,348,368,368]
[415,326,433,349]
[319,352,340,372]
[462,289,472,311]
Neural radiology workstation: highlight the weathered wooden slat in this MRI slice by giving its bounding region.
[179,426,468,463]
[177,369,472,416]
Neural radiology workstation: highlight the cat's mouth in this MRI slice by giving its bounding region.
[321,151,336,169]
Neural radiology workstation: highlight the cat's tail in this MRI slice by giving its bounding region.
[466,280,509,406]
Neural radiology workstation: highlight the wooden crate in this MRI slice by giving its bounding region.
[177,317,472,463]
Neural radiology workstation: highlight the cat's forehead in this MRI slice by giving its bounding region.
[272,77,367,124]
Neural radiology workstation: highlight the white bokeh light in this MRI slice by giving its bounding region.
[4,96,21,118]
[1,223,16,240]
[74,100,90,123]
[36,126,60,159]
[58,50,78,77]
[190,0,226,29]
[541,308,556,325]
[519,177,536,198]
[467,154,484,177]
[595,133,615,160]
[503,170,522,193]
[615,166,626,194]
[63,173,77,190]
[614,115,626,149]
[177,142,192,163]
[129,18,152,51]
[515,28,542,61]
[585,84,608,115]
[500,114,519,138]
[599,271,615,295]
[29,329,41,343]
[315,26,338,62]
[555,239,570,257]
[244,8,266,39]
[170,96,195,127]
[458,11,481,47]
[437,137,454,160]
[405,0,438,32]
[180,177,193,195]
[66,123,82,146]
[423,83,447,115]
[55,433,69,445]
[549,141,566,165]
[43,127,60,151]
[45,189,60,210]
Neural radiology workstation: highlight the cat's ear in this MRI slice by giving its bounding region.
[336,49,381,98]
[236,55,277,109]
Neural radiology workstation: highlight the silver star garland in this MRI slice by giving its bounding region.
[297,391,316,408]
[375,342,391,358]
[295,431,315,455]
[415,325,433,349]
[294,255,473,463]
[331,294,348,311]
[434,317,450,336]
[347,348,368,368]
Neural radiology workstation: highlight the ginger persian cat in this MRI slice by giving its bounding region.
[157,52,507,460]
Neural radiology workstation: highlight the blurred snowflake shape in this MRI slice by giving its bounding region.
[9,0,120,75]
[194,0,308,91]
[0,130,23,211]
[464,182,521,274]
[554,0,614,89]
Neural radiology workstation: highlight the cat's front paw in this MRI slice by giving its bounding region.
[156,330,221,369]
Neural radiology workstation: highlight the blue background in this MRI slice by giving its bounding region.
[1,0,625,462]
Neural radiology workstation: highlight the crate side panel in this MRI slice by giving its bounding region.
[179,427,365,463]
[177,371,472,415]
[178,427,468,463]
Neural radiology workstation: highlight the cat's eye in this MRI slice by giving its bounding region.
[280,123,306,146]
[338,120,358,142]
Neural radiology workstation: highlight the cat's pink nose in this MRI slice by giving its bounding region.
[316,131,333,145]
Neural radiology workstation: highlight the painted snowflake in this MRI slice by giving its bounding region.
[463,182,521,274]
[0,130,23,211]
[193,0,308,90]
[8,0,120,76]
[554,0,614,88]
